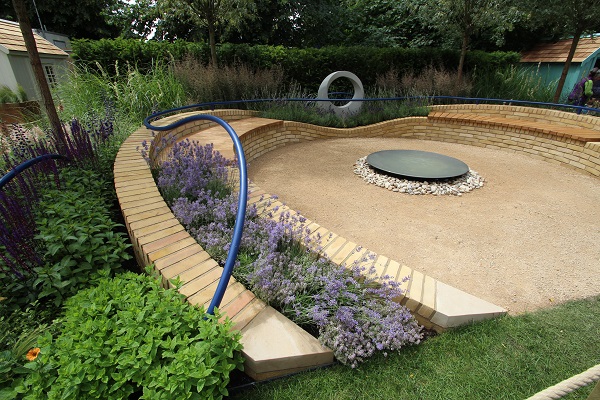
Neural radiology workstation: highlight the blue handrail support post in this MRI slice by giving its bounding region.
[144,114,248,316]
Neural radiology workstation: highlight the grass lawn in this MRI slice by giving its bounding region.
[230,296,600,400]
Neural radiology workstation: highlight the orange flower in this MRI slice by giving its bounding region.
[26,347,40,361]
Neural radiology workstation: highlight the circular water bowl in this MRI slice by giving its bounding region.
[366,150,469,180]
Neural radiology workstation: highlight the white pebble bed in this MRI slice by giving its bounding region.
[353,156,485,196]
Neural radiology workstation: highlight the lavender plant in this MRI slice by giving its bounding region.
[157,140,233,203]
[155,140,423,367]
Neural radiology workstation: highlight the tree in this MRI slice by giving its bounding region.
[215,0,351,48]
[107,0,160,39]
[343,0,437,48]
[290,0,349,47]
[0,0,123,39]
[158,0,256,65]
[102,0,199,41]
[11,0,66,151]
[522,0,600,102]
[150,11,201,42]
[220,0,307,46]
[419,0,522,83]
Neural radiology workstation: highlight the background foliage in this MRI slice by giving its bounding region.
[72,39,521,91]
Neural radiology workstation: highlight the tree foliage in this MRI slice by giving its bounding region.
[0,0,123,39]
[7,0,600,104]
[157,0,256,65]
[419,0,522,82]
[219,0,295,45]
[342,0,437,48]
[519,0,600,102]
[0,0,542,55]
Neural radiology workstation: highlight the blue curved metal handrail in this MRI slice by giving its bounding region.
[144,96,600,127]
[144,114,247,316]
[144,95,600,315]
[0,154,70,191]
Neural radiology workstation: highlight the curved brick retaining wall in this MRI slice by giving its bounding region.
[116,104,599,378]
[149,107,600,177]
[237,105,600,177]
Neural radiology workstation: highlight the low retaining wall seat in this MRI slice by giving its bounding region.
[115,104,600,380]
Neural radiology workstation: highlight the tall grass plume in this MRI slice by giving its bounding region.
[173,56,286,105]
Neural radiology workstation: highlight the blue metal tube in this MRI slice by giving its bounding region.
[144,114,247,316]
[144,97,600,128]
[0,154,70,191]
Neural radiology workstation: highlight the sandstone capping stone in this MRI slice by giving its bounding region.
[240,306,334,381]
[432,282,506,328]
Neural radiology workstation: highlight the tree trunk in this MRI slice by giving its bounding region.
[208,22,217,66]
[553,30,582,103]
[457,30,469,87]
[11,0,66,152]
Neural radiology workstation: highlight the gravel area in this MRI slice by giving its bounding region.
[247,138,600,314]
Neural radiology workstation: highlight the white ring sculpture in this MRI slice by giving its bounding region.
[316,71,364,117]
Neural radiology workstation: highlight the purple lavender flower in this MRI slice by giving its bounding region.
[154,140,423,367]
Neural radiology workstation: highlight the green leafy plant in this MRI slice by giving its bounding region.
[0,84,28,104]
[32,167,131,305]
[0,303,55,398]
[472,64,557,102]
[257,91,429,128]
[16,85,28,103]
[0,86,19,104]
[17,272,244,400]
[376,65,474,97]
[71,39,520,92]
[157,142,423,368]
[0,272,37,310]
[54,61,185,135]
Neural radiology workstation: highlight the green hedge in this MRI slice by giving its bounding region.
[72,38,209,73]
[72,38,521,91]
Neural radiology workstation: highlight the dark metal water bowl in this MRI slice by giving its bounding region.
[366,150,469,180]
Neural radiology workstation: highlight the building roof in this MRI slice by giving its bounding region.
[520,37,600,63]
[0,19,68,57]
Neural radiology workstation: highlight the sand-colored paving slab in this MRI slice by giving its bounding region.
[240,306,334,381]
